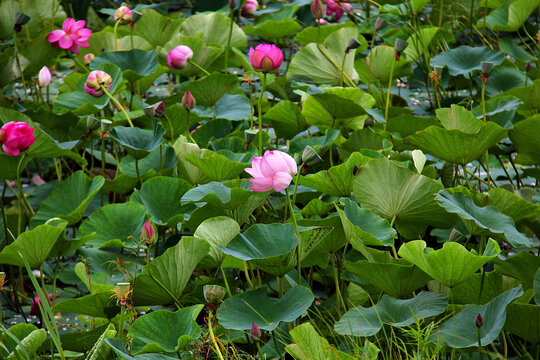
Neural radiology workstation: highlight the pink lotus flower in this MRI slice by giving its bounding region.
[242,0,258,17]
[311,0,325,18]
[325,0,352,20]
[47,18,92,54]
[30,293,59,316]
[0,122,36,156]
[141,220,157,246]
[249,44,283,73]
[245,150,298,192]
[167,45,193,70]
[115,5,132,24]
[84,53,95,65]
[38,66,51,88]
[84,70,112,97]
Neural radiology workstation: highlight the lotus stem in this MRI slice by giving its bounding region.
[208,311,225,360]
[101,85,134,127]
[286,184,302,285]
[384,59,396,128]
[481,81,491,188]
[224,12,234,72]
[113,19,120,51]
[258,72,267,156]
[188,60,211,76]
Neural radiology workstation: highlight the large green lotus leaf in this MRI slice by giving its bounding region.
[161,35,223,78]
[294,22,356,46]
[0,323,46,358]
[403,26,442,62]
[221,223,332,277]
[133,237,210,306]
[434,286,523,348]
[176,73,239,107]
[194,216,240,269]
[398,240,501,288]
[0,107,84,163]
[494,251,540,289]
[404,122,507,165]
[53,63,123,116]
[4,327,47,360]
[302,90,369,130]
[0,221,66,267]
[185,150,248,182]
[288,27,359,85]
[436,105,484,132]
[289,129,339,154]
[0,0,66,39]
[79,202,147,248]
[123,9,183,47]
[362,45,413,83]
[494,80,540,117]
[109,120,164,160]
[505,303,540,343]
[244,18,302,40]
[337,198,396,247]
[181,181,269,227]
[482,66,528,96]
[30,171,104,228]
[217,286,314,331]
[0,154,30,179]
[180,12,246,49]
[509,115,540,165]
[430,46,504,77]
[264,100,308,140]
[353,158,452,238]
[130,176,192,227]
[285,323,355,360]
[487,187,540,222]
[90,49,158,82]
[161,105,205,142]
[484,0,540,31]
[335,292,447,337]
[338,128,388,159]
[106,339,179,360]
[53,291,118,319]
[128,305,203,354]
[299,215,346,254]
[436,190,532,248]
[299,152,369,197]
[386,114,438,139]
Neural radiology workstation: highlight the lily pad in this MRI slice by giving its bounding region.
[505,303,540,343]
[509,115,540,165]
[285,323,355,360]
[177,73,239,107]
[109,119,165,160]
[194,216,240,269]
[494,250,540,289]
[484,0,540,31]
[90,49,158,82]
[53,291,118,319]
[430,46,504,77]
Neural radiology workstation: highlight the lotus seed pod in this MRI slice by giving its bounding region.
[101,119,113,133]
[86,116,100,130]
[394,38,409,53]
[347,37,362,50]
[302,145,323,166]
[481,61,494,74]
[14,12,31,32]
[203,285,227,304]
[374,17,386,33]
[244,129,258,144]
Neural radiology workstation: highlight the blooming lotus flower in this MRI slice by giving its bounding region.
[47,18,92,54]
[84,53,95,65]
[0,122,36,156]
[84,70,112,97]
[241,0,258,17]
[249,44,283,73]
[245,150,298,192]
[114,5,132,24]
[167,45,193,70]
[38,66,51,88]
[325,0,351,20]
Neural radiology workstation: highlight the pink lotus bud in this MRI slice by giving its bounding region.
[84,70,112,97]
[244,150,298,192]
[84,53,95,65]
[38,66,51,88]
[250,322,261,340]
[249,44,283,73]
[145,101,165,118]
[311,0,325,18]
[229,0,236,8]
[32,175,46,186]
[114,4,132,24]
[30,293,59,316]
[242,0,258,17]
[141,220,157,246]
[475,313,483,328]
[47,18,92,55]
[167,45,194,70]
[182,91,196,111]
[0,121,36,156]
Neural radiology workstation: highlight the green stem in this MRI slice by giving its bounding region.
[220,266,232,298]
[163,114,175,141]
[135,159,142,186]
[148,270,182,309]
[286,185,302,285]
[118,303,125,340]
[101,85,134,127]
[159,144,163,175]
[188,60,211,76]
[258,73,267,156]
[207,311,225,360]
[113,20,120,51]
[477,327,484,360]
[15,154,26,236]
[340,52,348,87]
[256,341,264,359]
[101,138,106,206]
[481,82,491,188]
[224,12,234,72]
[317,44,356,87]
[330,254,342,317]
[186,111,196,143]
[243,260,254,290]
[384,59,397,127]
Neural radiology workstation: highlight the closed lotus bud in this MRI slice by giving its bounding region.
[394,39,409,53]
[84,53,95,65]
[229,0,236,9]
[182,91,196,111]
[250,322,261,340]
[101,119,112,133]
[481,61,493,74]
[302,145,323,166]
[526,62,531,72]
[244,129,258,144]
[86,116,100,130]
[374,17,386,33]
[141,220,157,246]
[311,0,325,19]
[0,271,5,290]
[14,11,30,32]
[38,66,51,88]
[130,10,142,24]
[475,313,483,328]
[203,285,227,304]
[347,37,362,52]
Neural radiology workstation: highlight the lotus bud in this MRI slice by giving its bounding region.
[84,70,113,97]
[101,119,113,133]
[114,4,132,24]
[86,116,100,130]
[475,313,483,328]
[526,62,531,72]
[250,322,261,340]
[346,37,361,53]
[229,0,236,9]
[145,101,165,118]
[182,91,196,111]
[353,165,360,176]
[203,285,227,304]
[244,129,258,145]
[374,18,386,33]
[311,0,325,19]
[14,12,31,32]
[84,53,95,65]
[0,272,5,290]
[141,220,157,246]
[38,66,51,88]
[302,145,323,166]
[481,61,494,74]
[130,10,142,24]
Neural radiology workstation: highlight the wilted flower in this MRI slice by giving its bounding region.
[141,220,157,246]
[346,36,361,53]
[203,285,227,304]
[84,70,112,97]
[167,45,193,70]
[113,282,131,306]
[47,18,92,54]
[0,121,36,156]
[241,0,258,17]
[245,150,298,192]
[32,175,46,186]
[249,44,283,73]
[250,322,261,340]
[38,66,51,88]
[182,91,196,111]
[0,272,5,290]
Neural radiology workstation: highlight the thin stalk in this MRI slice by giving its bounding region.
[148,270,182,309]
[224,12,235,72]
[15,155,26,236]
[101,85,134,127]
[118,303,126,339]
[340,52,348,87]
[477,327,485,360]
[272,331,285,360]
[208,311,225,360]
[286,185,302,285]
[159,144,163,175]
[101,138,106,206]
[220,266,232,298]
[384,60,397,127]
[188,60,211,76]
[481,81,491,188]
[135,159,142,186]
[258,73,267,156]
[317,44,356,87]
[185,111,196,143]
[462,165,473,190]
[255,341,264,359]
[163,114,175,141]
[113,20,121,51]
[330,254,342,317]
[243,261,254,290]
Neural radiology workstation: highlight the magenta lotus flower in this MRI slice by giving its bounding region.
[325,0,352,20]
[47,18,92,54]
[241,0,258,17]
[38,66,51,88]
[30,293,59,316]
[249,44,283,73]
[84,70,112,97]
[141,220,156,246]
[167,45,194,70]
[245,150,298,192]
[114,5,132,24]
[0,121,36,156]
